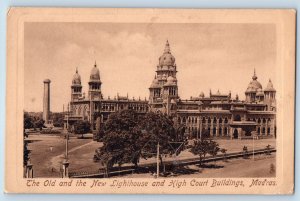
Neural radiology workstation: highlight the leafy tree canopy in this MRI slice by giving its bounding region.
[73,120,91,136]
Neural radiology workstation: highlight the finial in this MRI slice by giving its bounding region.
[94,61,97,67]
[76,67,78,73]
[252,68,257,80]
[236,94,239,100]
[164,39,170,53]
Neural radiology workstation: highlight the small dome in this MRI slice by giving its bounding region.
[264,79,276,92]
[43,79,51,83]
[171,99,176,104]
[164,76,177,86]
[72,69,81,85]
[162,74,167,80]
[158,40,175,67]
[90,62,100,81]
[150,77,160,88]
[199,92,205,98]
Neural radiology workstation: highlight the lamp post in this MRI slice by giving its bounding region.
[62,103,70,178]
[156,142,159,178]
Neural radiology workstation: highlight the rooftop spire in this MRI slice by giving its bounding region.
[94,61,97,67]
[252,68,257,80]
[164,40,170,53]
[76,67,78,73]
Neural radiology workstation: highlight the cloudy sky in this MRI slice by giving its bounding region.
[24,22,276,112]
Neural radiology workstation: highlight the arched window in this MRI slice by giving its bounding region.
[263,118,266,123]
[219,118,223,123]
[208,117,211,123]
[224,118,228,123]
[183,117,186,123]
[213,117,217,123]
[258,118,261,123]
[267,127,271,135]
[213,127,216,135]
[224,127,228,135]
[202,117,206,123]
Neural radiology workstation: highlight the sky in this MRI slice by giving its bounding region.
[24,22,276,112]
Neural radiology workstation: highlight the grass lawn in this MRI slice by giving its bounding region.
[27,133,96,178]
[27,134,276,178]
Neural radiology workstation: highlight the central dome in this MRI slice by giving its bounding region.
[159,40,175,67]
[72,68,81,85]
[90,61,100,81]
[246,69,262,92]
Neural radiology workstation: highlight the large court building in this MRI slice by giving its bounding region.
[66,41,276,139]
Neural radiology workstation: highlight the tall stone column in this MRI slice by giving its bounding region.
[43,79,51,124]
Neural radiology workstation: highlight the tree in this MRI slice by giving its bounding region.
[23,112,33,166]
[23,128,30,166]
[33,118,45,131]
[138,112,179,172]
[51,112,64,127]
[24,112,34,129]
[94,110,142,170]
[190,135,220,167]
[73,120,91,138]
[220,148,227,161]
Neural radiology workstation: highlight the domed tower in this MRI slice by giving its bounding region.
[149,75,161,103]
[88,61,102,100]
[163,75,178,115]
[264,79,276,111]
[149,40,179,114]
[71,68,82,101]
[245,69,262,102]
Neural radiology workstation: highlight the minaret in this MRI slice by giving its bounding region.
[88,61,102,131]
[149,40,178,114]
[43,79,51,124]
[88,61,102,100]
[264,79,276,111]
[71,68,82,101]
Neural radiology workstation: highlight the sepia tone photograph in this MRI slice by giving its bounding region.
[5,8,295,194]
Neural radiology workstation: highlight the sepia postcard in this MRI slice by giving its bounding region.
[5,8,295,194]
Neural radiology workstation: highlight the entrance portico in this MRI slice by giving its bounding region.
[229,121,257,139]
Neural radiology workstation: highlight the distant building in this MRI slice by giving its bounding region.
[65,41,276,139]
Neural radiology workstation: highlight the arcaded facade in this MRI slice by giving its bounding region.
[66,41,276,139]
